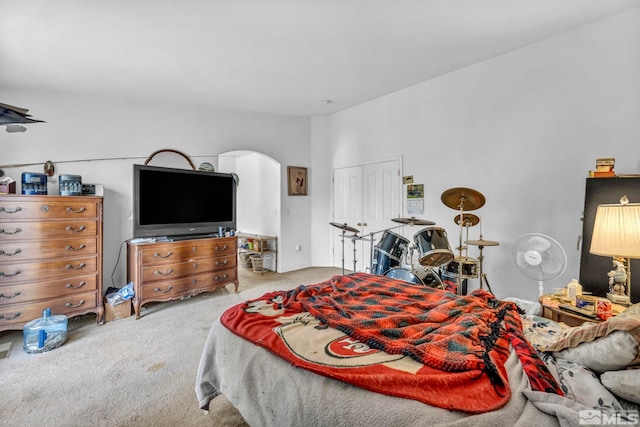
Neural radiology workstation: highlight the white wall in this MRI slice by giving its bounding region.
[0,89,312,290]
[311,7,640,302]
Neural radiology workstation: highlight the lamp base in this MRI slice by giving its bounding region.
[607,293,631,306]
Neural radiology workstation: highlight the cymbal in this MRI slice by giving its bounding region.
[330,222,359,233]
[391,216,436,226]
[441,187,486,211]
[454,213,479,227]
[466,239,499,247]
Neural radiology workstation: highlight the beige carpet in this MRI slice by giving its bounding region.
[0,266,342,427]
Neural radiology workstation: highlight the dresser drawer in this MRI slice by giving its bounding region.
[140,255,236,282]
[0,220,97,241]
[0,199,98,220]
[0,290,98,329]
[0,237,97,262]
[0,274,98,306]
[0,256,98,284]
[137,238,237,265]
[139,268,238,300]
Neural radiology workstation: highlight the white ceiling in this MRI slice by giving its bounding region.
[1,0,639,117]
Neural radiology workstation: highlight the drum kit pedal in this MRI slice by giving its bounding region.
[330,187,499,295]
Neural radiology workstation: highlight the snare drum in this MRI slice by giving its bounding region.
[413,226,454,267]
[444,256,479,279]
[372,230,409,275]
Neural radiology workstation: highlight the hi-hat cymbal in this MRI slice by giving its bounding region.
[391,216,436,226]
[454,213,480,227]
[330,222,359,233]
[466,239,500,247]
[441,187,486,211]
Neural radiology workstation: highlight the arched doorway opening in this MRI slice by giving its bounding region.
[218,150,281,272]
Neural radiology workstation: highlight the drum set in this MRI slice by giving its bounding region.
[331,187,499,295]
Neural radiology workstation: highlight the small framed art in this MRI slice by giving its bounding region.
[288,166,307,196]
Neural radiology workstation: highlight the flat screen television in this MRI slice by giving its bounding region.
[132,164,236,239]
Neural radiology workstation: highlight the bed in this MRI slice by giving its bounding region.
[195,272,640,426]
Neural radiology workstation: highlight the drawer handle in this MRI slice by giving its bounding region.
[65,263,86,270]
[66,207,86,213]
[65,225,86,233]
[65,300,85,308]
[214,273,229,282]
[0,270,21,278]
[65,244,86,251]
[153,285,173,294]
[0,311,22,320]
[41,205,50,212]
[154,268,174,277]
[0,228,22,235]
[192,247,197,253]
[0,207,22,214]
[192,262,199,270]
[65,281,87,289]
[153,251,173,258]
[215,244,228,251]
[0,291,22,299]
[191,278,197,285]
[215,259,229,267]
[0,248,22,256]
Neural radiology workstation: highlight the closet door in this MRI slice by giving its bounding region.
[579,177,640,303]
[332,160,401,273]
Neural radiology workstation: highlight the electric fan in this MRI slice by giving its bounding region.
[512,233,567,296]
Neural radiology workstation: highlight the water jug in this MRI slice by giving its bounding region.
[23,308,68,354]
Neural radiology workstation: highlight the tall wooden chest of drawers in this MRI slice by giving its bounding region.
[0,195,104,331]
[127,236,238,319]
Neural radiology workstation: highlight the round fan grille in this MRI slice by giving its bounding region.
[512,233,567,295]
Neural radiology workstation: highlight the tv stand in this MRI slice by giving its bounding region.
[127,235,238,319]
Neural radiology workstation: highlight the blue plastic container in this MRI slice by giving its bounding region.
[23,308,68,354]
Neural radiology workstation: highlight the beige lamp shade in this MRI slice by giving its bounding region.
[590,201,640,258]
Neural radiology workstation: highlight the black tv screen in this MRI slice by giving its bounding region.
[133,164,236,238]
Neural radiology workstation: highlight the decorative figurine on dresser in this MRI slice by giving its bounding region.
[0,194,104,331]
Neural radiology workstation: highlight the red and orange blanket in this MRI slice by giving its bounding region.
[221,272,561,413]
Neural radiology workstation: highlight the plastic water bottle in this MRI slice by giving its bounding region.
[567,279,582,304]
[23,308,68,354]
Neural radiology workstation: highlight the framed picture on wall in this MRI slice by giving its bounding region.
[288,166,307,196]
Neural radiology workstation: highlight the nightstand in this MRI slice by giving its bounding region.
[538,294,602,327]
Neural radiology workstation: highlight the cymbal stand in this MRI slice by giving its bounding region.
[476,236,494,295]
[351,234,359,273]
[456,201,466,296]
[338,229,347,275]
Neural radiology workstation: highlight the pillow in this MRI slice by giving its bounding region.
[553,331,638,374]
[555,358,623,411]
[618,303,640,319]
[521,315,566,350]
[601,369,640,404]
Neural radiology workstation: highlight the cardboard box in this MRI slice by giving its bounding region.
[105,300,132,322]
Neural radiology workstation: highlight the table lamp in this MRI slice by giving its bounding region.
[589,195,640,305]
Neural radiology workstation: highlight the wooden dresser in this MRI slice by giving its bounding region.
[127,236,238,319]
[0,195,104,331]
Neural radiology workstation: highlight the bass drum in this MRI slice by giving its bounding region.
[413,226,454,267]
[444,256,479,279]
[384,267,444,289]
[372,230,410,276]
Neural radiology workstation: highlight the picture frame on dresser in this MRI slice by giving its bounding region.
[0,194,104,331]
